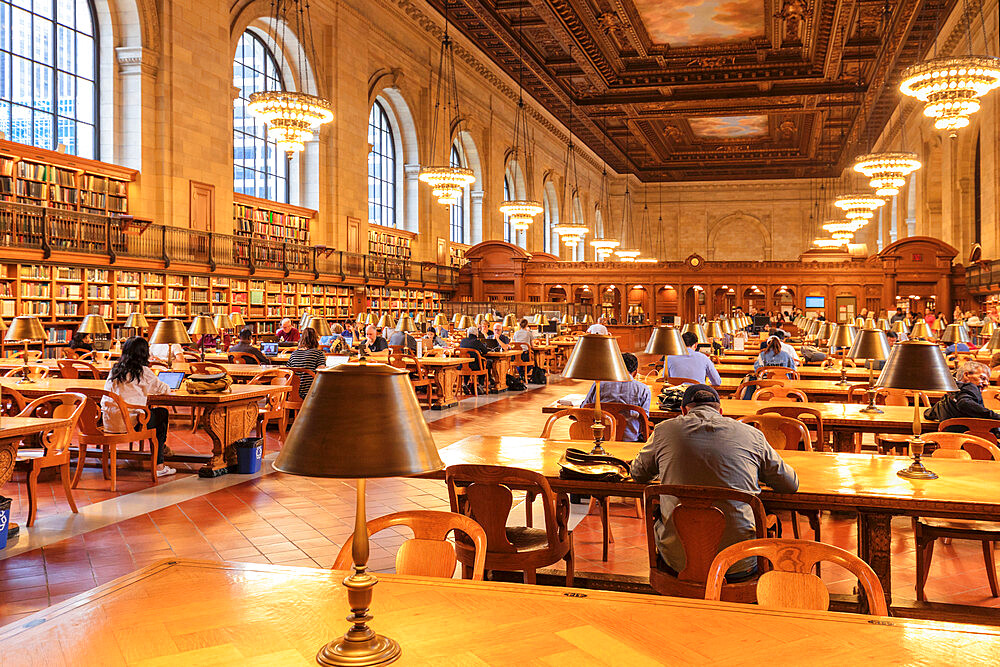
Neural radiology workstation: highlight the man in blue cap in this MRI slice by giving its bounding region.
[631,384,799,579]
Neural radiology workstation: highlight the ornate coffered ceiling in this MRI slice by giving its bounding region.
[431,0,957,181]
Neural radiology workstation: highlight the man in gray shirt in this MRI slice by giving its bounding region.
[631,384,799,577]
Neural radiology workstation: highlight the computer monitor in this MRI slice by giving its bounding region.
[155,371,185,390]
[260,342,279,357]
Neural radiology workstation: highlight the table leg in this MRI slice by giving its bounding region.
[432,367,460,409]
[490,357,511,393]
[831,431,857,453]
[857,511,893,609]
[196,401,259,478]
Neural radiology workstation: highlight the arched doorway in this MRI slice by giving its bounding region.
[656,285,678,324]
[547,285,567,303]
[684,286,706,322]
[627,285,648,324]
[713,286,735,316]
[574,285,594,307]
[773,286,794,315]
[601,286,622,322]
[743,286,765,313]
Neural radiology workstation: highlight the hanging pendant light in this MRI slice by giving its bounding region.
[246,0,333,152]
[813,238,849,248]
[834,193,885,221]
[853,152,922,196]
[551,50,588,253]
[900,56,1000,131]
[614,124,640,262]
[418,2,475,207]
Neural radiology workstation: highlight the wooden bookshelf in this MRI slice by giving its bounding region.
[0,139,136,215]
[233,193,314,248]
[449,243,469,268]
[368,224,415,259]
[365,287,442,316]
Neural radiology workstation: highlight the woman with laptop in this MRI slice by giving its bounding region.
[101,337,177,478]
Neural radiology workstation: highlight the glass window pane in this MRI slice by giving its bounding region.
[76,34,93,78]
[75,121,93,158]
[33,0,51,19]
[367,100,396,228]
[33,63,51,110]
[56,0,72,27]
[11,103,30,143]
[33,110,52,148]
[11,8,32,57]
[75,76,91,120]
[75,0,91,33]
[56,24,73,70]
[33,15,51,64]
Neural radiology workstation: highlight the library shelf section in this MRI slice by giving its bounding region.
[365,287,442,317]
[369,224,415,260]
[233,193,314,247]
[0,139,135,216]
[450,243,469,268]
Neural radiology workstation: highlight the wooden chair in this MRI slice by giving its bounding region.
[181,351,202,362]
[584,402,654,443]
[332,510,488,580]
[642,484,769,602]
[3,365,49,380]
[188,361,228,374]
[756,366,799,380]
[734,379,784,400]
[757,406,826,451]
[705,538,888,615]
[739,414,819,541]
[12,349,42,361]
[914,442,1000,601]
[938,417,1000,445]
[284,369,314,432]
[454,349,488,396]
[751,386,808,402]
[661,376,702,386]
[539,408,617,440]
[59,347,81,359]
[0,386,27,416]
[402,356,434,408]
[821,357,856,370]
[446,464,574,585]
[228,352,260,364]
[922,432,1000,460]
[13,392,87,526]
[982,387,1000,410]
[70,388,159,491]
[56,358,101,379]
[248,369,294,450]
[510,342,532,380]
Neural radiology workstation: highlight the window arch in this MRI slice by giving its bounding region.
[368,100,397,228]
[1,0,98,157]
[450,142,467,244]
[233,30,288,202]
[542,179,559,256]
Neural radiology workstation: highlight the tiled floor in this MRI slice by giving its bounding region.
[2,369,999,628]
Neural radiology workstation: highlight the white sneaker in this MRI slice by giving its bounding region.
[156,466,177,478]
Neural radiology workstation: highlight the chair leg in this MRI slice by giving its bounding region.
[462,564,473,580]
[25,466,40,527]
[564,535,575,587]
[523,569,536,584]
[634,497,644,520]
[60,463,78,513]
[791,511,801,539]
[71,445,88,489]
[101,447,110,480]
[109,444,117,493]
[525,491,534,527]
[915,530,935,602]
[149,439,159,484]
[983,540,999,597]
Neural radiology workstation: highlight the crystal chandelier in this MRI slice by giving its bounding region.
[853,152,922,196]
[813,238,849,248]
[591,239,619,261]
[900,56,1000,131]
[501,200,543,231]
[823,220,865,235]
[246,0,333,153]
[419,2,475,207]
[554,225,589,247]
[834,193,885,221]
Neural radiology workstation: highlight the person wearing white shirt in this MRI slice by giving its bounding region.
[102,337,176,477]
[150,342,186,366]
[587,316,610,335]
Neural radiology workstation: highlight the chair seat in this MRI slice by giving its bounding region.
[505,526,551,552]
[916,517,1000,534]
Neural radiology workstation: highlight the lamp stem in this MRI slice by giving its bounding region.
[590,380,606,455]
[317,478,401,666]
[860,363,882,413]
[19,340,32,384]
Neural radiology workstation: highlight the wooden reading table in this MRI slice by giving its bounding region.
[714,362,871,380]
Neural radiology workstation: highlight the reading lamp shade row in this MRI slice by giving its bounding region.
[562,334,632,382]
[4,315,46,342]
[875,341,958,393]
[645,326,688,356]
[273,363,443,478]
[847,329,890,360]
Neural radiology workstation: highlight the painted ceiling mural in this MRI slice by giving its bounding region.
[633,0,765,47]
[689,116,769,138]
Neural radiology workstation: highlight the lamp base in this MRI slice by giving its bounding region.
[17,376,35,385]
[589,442,608,456]
[858,404,883,414]
[317,633,401,667]
[896,462,939,480]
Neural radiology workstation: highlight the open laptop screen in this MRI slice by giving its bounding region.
[156,371,185,390]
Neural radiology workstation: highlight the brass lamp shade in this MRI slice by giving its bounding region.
[828,324,857,349]
[719,319,733,335]
[645,326,688,356]
[4,315,46,342]
[473,314,485,327]
[457,315,474,330]
[805,320,821,337]
[432,313,450,328]
[124,313,148,329]
[891,320,909,334]
[939,323,971,344]
[876,318,890,331]
[854,317,865,328]
[979,321,995,339]
[229,312,246,327]
[77,314,110,335]
[308,317,333,337]
[376,313,396,330]
[680,323,707,344]
[931,319,946,333]
[364,313,377,327]
[451,313,461,325]
[530,313,545,326]
[212,313,233,331]
[395,314,417,333]
[188,315,219,337]
[704,321,725,338]
[848,329,891,360]
[413,312,427,326]
[484,313,496,324]
[876,341,958,393]
[562,334,632,382]
[149,318,191,345]
[983,329,1000,351]
[581,313,595,325]
[502,313,517,329]
[910,320,934,340]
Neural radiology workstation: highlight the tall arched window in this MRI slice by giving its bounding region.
[233,30,288,202]
[1,0,97,157]
[542,190,552,253]
[450,143,466,244]
[368,100,396,227]
[503,174,513,243]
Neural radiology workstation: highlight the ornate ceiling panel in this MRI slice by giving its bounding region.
[432,0,958,181]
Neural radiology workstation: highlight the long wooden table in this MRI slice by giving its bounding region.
[645,376,946,403]
[434,435,1000,622]
[0,358,277,381]
[4,559,998,664]
[714,362,872,380]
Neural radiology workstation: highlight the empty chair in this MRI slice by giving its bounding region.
[756,366,799,380]
[4,365,49,380]
[333,510,487,580]
[56,358,101,379]
[922,431,1000,460]
[248,369,294,449]
[982,387,1000,411]
[446,464,574,585]
[585,402,653,443]
[751,386,808,402]
[661,376,702,387]
[735,379,784,400]
[757,406,826,451]
[938,417,1000,445]
[705,538,887,616]
[188,361,228,374]
[0,386,27,416]
[539,408,616,441]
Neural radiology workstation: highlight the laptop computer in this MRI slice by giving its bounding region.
[318,335,335,348]
[325,355,351,368]
[155,371,186,390]
[260,342,280,357]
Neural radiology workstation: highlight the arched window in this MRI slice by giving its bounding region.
[368,100,397,227]
[1,0,97,157]
[542,191,552,253]
[233,30,288,202]
[503,174,513,243]
[450,143,466,244]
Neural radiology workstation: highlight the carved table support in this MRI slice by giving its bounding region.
[831,431,858,453]
[0,436,19,542]
[196,400,261,478]
[857,511,893,609]
[431,366,461,409]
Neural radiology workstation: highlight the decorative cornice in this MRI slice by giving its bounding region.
[115,46,159,77]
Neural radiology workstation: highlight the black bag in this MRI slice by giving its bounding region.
[558,448,630,482]
[506,373,526,391]
[529,366,547,385]
[658,386,685,412]
[924,393,957,422]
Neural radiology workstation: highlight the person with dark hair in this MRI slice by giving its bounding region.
[286,327,326,398]
[665,331,721,385]
[101,337,175,478]
[69,331,94,354]
[754,335,797,370]
[630,384,799,579]
[582,352,650,441]
[228,328,267,364]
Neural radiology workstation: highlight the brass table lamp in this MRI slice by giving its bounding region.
[376,313,396,330]
[530,313,545,327]
[364,313,377,328]
[432,313,450,329]
[274,363,443,666]
[308,317,333,337]
[680,323,707,345]
[213,313,234,348]
[150,318,191,369]
[124,312,148,338]
[451,313,461,325]
[580,313,595,325]
[931,319,946,336]
[188,315,219,362]
[4,316,46,383]
[229,311,246,328]
[981,328,1000,353]
[413,312,427,327]
[78,313,110,336]
[502,313,517,330]
[939,323,971,346]
[645,326,688,378]
[828,324,857,386]
[978,321,995,342]
[299,311,313,330]
[395,313,417,333]
[876,318,890,331]
[562,334,632,454]
[457,314,474,330]
[705,320,725,339]
[910,320,933,340]
[847,328,891,413]
[875,341,958,480]
[473,314,485,327]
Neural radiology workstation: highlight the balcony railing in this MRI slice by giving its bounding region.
[0,201,458,289]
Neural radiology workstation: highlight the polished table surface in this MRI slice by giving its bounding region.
[0,358,282,379]
[3,559,998,665]
[714,363,871,380]
[646,376,946,402]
